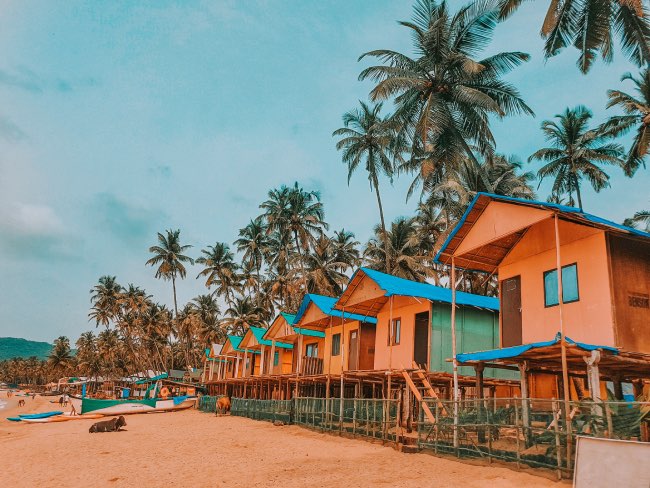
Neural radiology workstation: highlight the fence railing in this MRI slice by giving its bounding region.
[198,395,221,413]
[417,397,650,478]
[226,396,649,478]
[231,398,293,423]
[300,356,323,375]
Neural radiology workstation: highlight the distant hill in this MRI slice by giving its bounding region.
[0,337,53,360]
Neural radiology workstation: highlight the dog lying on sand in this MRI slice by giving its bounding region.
[17,399,25,407]
[89,416,127,433]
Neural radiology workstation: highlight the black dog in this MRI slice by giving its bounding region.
[89,416,127,433]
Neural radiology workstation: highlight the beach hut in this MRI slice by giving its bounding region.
[262,313,298,375]
[334,268,502,379]
[435,193,650,401]
[220,335,246,379]
[240,325,293,376]
[238,327,265,377]
[292,293,377,375]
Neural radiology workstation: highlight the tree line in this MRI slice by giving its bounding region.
[2,0,648,385]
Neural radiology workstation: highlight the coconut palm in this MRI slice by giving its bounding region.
[48,336,72,376]
[624,210,650,232]
[601,69,650,176]
[89,276,122,328]
[497,0,650,73]
[333,101,404,271]
[529,106,624,210]
[221,296,264,336]
[234,217,268,300]
[196,242,240,305]
[364,216,429,282]
[359,0,533,195]
[146,229,194,317]
[302,235,351,296]
[261,183,328,288]
[331,229,361,271]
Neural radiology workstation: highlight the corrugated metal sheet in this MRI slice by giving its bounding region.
[293,293,379,325]
[355,267,500,311]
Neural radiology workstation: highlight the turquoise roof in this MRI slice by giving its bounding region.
[292,326,325,338]
[249,326,293,349]
[294,293,378,325]
[340,267,499,312]
[280,312,296,325]
[227,335,244,352]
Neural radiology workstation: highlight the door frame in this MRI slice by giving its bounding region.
[348,329,359,371]
[500,275,522,347]
[413,310,430,369]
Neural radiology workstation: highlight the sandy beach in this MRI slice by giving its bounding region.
[0,394,563,488]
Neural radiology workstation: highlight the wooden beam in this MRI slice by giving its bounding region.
[401,371,436,424]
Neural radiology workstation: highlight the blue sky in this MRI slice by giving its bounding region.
[0,1,647,342]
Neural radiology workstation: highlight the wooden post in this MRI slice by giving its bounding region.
[518,361,532,448]
[584,350,603,420]
[339,310,345,432]
[270,340,276,376]
[297,334,304,375]
[552,399,563,480]
[554,213,573,467]
[475,363,486,443]
[260,345,266,376]
[243,350,249,378]
[235,354,240,378]
[450,257,459,449]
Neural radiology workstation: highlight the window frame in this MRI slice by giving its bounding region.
[331,333,341,356]
[543,263,580,308]
[273,350,279,366]
[305,342,319,358]
[388,317,401,346]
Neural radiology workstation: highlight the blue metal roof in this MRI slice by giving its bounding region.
[345,267,500,311]
[293,293,378,325]
[227,335,244,352]
[249,326,293,349]
[280,312,296,325]
[292,326,326,338]
[456,333,618,363]
[435,192,650,265]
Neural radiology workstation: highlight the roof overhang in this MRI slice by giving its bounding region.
[436,193,650,274]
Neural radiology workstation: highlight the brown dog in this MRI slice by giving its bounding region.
[89,416,127,433]
[216,396,231,416]
[17,399,25,407]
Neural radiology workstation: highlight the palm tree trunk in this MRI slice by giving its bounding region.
[293,230,308,291]
[575,182,583,211]
[371,172,391,274]
[172,274,178,317]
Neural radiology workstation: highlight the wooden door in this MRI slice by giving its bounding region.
[414,311,429,368]
[359,323,376,370]
[501,276,522,347]
[348,330,359,370]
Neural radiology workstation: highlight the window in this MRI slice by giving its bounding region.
[331,333,341,356]
[629,293,649,308]
[305,343,319,358]
[388,318,401,346]
[544,263,579,307]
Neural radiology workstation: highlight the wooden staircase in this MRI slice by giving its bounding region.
[401,362,448,424]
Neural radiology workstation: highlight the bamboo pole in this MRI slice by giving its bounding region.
[554,213,573,468]
[339,310,345,432]
[451,257,459,450]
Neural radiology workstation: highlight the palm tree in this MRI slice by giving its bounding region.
[196,242,240,304]
[333,101,404,272]
[601,69,650,176]
[234,217,268,299]
[624,210,650,232]
[48,336,72,377]
[190,294,225,345]
[89,276,122,328]
[261,183,328,288]
[303,235,351,296]
[364,216,429,282]
[529,106,624,210]
[221,296,264,336]
[331,229,361,271]
[497,0,650,73]
[146,229,194,317]
[359,0,533,195]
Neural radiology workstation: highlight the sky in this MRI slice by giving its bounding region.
[0,1,647,343]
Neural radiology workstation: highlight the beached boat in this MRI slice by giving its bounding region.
[68,395,197,416]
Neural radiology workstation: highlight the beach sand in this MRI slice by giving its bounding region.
[0,395,562,488]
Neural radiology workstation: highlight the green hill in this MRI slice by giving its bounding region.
[0,337,53,360]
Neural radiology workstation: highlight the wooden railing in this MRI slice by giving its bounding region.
[300,356,323,375]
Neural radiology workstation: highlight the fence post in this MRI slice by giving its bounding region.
[434,401,439,454]
[514,396,521,470]
[552,399,562,480]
